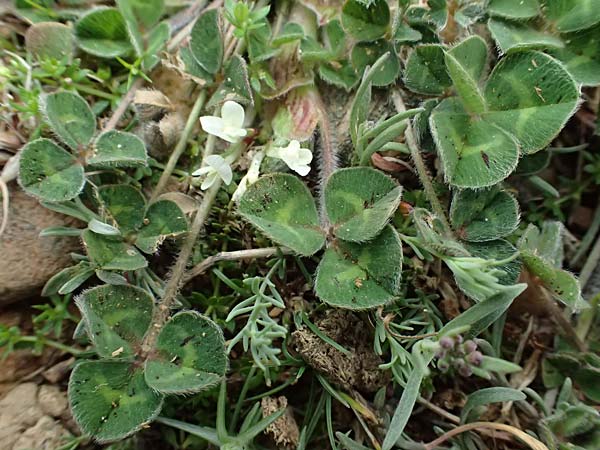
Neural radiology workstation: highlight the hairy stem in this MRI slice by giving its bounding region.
[183,246,293,284]
[391,90,453,237]
[151,90,207,202]
[142,178,222,355]
[315,93,337,229]
[103,78,144,132]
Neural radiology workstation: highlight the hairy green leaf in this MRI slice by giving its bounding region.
[42,91,96,149]
[83,229,148,271]
[145,311,227,394]
[325,167,402,242]
[238,174,325,256]
[444,36,487,113]
[487,0,539,19]
[75,7,132,58]
[98,184,146,235]
[315,226,402,309]
[18,138,85,202]
[25,22,74,60]
[404,44,451,95]
[136,200,188,254]
[89,130,148,167]
[451,188,519,242]
[190,9,223,75]
[69,361,163,443]
[541,0,600,32]
[488,19,564,54]
[75,284,153,358]
[341,0,390,42]
[484,51,579,155]
[554,25,600,86]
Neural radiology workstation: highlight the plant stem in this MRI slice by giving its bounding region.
[103,77,144,132]
[19,336,85,356]
[572,204,600,266]
[423,421,549,450]
[151,90,207,203]
[579,229,600,288]
[315,92,337,229]
[183,247,293,284]
[391,90,453,237]
[142,178,222,355]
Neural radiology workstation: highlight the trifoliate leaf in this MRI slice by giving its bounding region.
[351,40,400,87]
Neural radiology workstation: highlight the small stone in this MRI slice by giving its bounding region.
[38,385,68,418]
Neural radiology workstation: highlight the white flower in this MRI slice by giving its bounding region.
[266,140,312,176]
[200,101,247,143]
[231,150,265,203]
[192,154,233,190]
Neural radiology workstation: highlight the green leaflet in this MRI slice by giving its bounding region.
[75,284,153,358]
[74,7,133,58]
[144,311,228,394]
[540,0,600,32]
[450,188,519,242]
[190,9,223,75]
[461,387,526,423]
[350,40,400,87]
[136,200,188,254]
[431,50,579,188]
[25,22,74,60]
[98,184,147,235]
[444,35,487,113]
[341,0,390,42]
[88,130,148,167]
[483,51,579,155]
[18,138,85,202]
[83,229,148,271]
[403,44,452,96]
[69,361,163,443]
[207,55,254,108]
[42,91,96,150]
[430,98,519,188]
[553,25,600,86]
[488,18,564,54]
[325,167,402,242]
[487,0,539,19]
[315,226,402,309]
[238,173,325,256]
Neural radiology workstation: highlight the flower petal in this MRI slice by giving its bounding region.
[191,166,212,177]
[221,101,245,129]
[200,116,225,137]
[291,163,311,176]
[296,148,313,165]
[201,172,218,190]
[206,154,233,185]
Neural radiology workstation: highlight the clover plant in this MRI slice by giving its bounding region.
[5,0,600,449]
